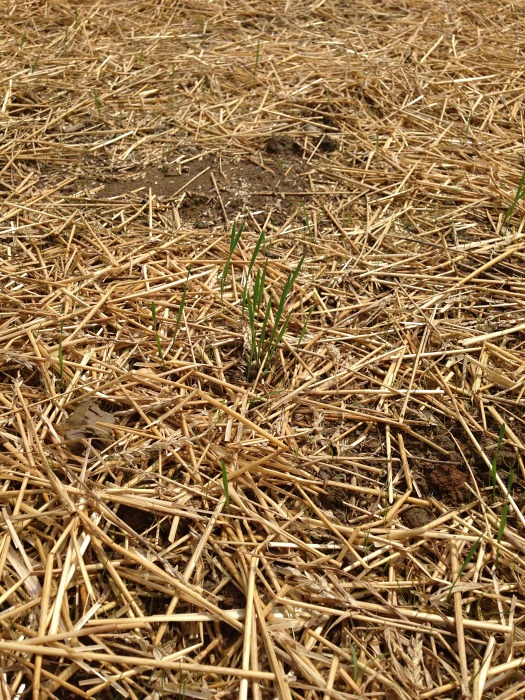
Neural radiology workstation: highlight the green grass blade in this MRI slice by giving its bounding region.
[297,304,315,348]
[447,537,481,599]
[504,169,525,224]
[253,268,262,310]
[266,312,291,368]
[289,252,305,287]
[266,255,304,353]
[242,229,265,315]
[221,219,244,299]
[231,219,245,252]
[255,257,268,316]
[31,43,44,72]
[93,88,101,113]
[248,229,266,277]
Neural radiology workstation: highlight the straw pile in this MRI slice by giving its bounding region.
[1,1,524,698]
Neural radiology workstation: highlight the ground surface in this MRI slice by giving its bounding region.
[0,1,524,699]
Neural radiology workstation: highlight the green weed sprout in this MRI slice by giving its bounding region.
[447,537,481,600]
[221,219,245,299]
[93,88,102,115]
[297,304,315,349]
[241,229,266,315]
[31,44,44,72]
[245,253,305,379]
[504,169,525,225]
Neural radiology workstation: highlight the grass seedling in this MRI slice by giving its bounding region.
[221,218,245,299]
[173,267,190,342]
[491,423,506,498]
[465,109,474,134]
[447,537,481,600]
[151,301,165,368]
[297,304,315,349]
[245,257,269,376]
[350,645,359,682]
[93,88,101,115]
[241,228,265,314]
[31,43,44,72]
[264,253,305,355]
[245,253,305,379]
[220,459,230,514]
[504,169,525,225]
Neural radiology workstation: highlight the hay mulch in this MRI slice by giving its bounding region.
[1,1,525,698]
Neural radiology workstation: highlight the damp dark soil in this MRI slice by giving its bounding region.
[73,133,338,228]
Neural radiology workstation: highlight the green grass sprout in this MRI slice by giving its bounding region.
[447,537,481,600]
[245,253,305,379]
[504,169,525,225]
[221,218,245,299]
[93,88,101,114]
[241,229,266,315]
[246,258,268,377]
[31,43,44,72]
[265,253,305,351]
[297,304,315,349]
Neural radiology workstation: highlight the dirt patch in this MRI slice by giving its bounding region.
[426,462,469,506]
[317,482,351,523]
[85,141,322,228]
[401,507,434,528]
